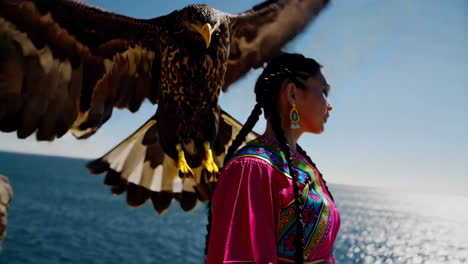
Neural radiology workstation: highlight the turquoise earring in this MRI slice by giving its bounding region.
[290,104,300,129]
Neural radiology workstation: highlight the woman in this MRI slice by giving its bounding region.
[206,53,340,264]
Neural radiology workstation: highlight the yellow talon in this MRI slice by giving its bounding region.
[209,173,217,183]
[203,142,219,182]
[176,144,193,176]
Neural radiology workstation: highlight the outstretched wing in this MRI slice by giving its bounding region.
[0,0,162,140]
[223,0,329,90]
[87,110,258,214]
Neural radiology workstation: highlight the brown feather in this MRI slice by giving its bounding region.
[151,191,173,215]
[144,143,165,169]
[86,159,110,175]
[142,122,159,146]
[130,76,147,112]
[17,57,46,138]
[0,94,21,132]
[127,183,151,207]
[104,169,122,187]
[104,170,127,195]
[37,58,72,140]
[0,33,24,132]
[178,191,198,212]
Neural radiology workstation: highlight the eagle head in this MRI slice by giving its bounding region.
[176,4,222,49]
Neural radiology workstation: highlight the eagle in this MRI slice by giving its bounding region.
[0,0,329,213]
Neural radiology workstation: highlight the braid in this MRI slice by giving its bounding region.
[224,103,262,165]
[270,109,304,264]
[296,145,335,202]
[253,54,320,264]
[205,103,262,257]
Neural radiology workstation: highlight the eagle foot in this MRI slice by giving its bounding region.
[179,171,193,179]
[176,144,193,178]
[202,141,219,183]
[202,168,219,184]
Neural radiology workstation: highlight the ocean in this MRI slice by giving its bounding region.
[0,151,467,264]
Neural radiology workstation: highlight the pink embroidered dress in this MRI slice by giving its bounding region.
[206,136,340,264]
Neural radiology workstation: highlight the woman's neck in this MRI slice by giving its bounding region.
[263,121,303,153]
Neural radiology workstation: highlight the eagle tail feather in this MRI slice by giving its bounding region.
[86,109,259,214]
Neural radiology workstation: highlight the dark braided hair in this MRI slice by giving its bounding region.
[205,53,334,263]
[296,145,335,202]
[269,106,305,263]
[224,103,263,164]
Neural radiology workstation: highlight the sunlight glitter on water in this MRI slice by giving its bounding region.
[333,185,468,264]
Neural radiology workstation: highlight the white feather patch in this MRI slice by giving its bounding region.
[161,154,180,192]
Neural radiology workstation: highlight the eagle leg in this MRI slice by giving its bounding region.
[202,141,219,183]
[176,144,193,178]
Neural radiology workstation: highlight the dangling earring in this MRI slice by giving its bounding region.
[290,104,300,129]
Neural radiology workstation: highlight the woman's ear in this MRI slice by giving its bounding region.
[287,82,296,105]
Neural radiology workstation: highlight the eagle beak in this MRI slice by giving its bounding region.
[193,23,214,48]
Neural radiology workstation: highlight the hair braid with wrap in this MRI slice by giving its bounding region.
[205,53,334,263]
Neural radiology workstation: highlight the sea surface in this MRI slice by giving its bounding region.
[0,151,467,264]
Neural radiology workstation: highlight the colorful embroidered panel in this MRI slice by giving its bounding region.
[229,137,333,261]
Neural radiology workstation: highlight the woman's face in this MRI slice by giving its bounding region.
[291,72,332,134]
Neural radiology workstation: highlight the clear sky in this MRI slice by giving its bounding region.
[0,0,467,194]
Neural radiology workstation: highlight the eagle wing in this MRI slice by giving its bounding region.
[87,110,259,214]
[223,0,330,91]
[0,0,163,140]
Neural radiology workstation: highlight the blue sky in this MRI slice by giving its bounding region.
[0,0,466,194]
